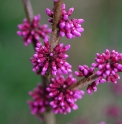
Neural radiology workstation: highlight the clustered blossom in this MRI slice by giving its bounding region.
[111,82,122,96]
[31,38,72,76]
[105,105,121,118]
[27,83,49,120]
[97,122,106,124]
[72,117,90,124]
[47,75,84,114]
[46,4,84,39]
[17,14,51,46]
[92,49,122,84]
[75,65,106,95]
[117,121,122,124]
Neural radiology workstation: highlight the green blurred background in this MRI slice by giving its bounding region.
[0,0,122,124]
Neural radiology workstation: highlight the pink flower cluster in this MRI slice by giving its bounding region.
[117,121,122,124]
[75,65,106,95]
[47,75,84,114]
[98,122,106,124]
[27,83,49,119]
[46,4,84,39]
[111,82,122,96]
[17,14,51,46]
[31,38,72,76]
[54,0,58,2]
[92,49,122,84]
[105,105,121,118]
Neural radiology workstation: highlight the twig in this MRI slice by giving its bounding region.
[68,73,98,90]
[21,0,56,124]
[22,0,34,22]
[43,110,56,124]
[50,0,63,51]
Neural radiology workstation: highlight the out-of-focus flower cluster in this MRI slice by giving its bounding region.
[103,104,122,124]
[27,83,49,120]
[31,38,72,76]
[105,104,121,118]
[111,82,122,96]
[46,4,84,39]
[17,14,51,46]
[47,75,84,114]
[97,122,106,124]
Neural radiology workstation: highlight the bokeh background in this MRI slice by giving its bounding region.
[0,0,122,124]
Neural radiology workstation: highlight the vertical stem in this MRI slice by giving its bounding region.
[22,0,34,22]
[50,0,63,51]
[43,110,56,124]
[21,0,56,124]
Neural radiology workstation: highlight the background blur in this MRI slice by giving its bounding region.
[0,0,122,124]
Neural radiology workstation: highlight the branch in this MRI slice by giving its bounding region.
[50,0,63,51]
[43,110,56,124]
[21,0,56,124]
[22,0,34,22]
[68,73,98,90]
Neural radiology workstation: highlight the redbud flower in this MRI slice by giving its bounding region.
[46,4,84,39]
[73,117,90,124]
[105,105,121,118]
[75,65,106,95]
[116,121,122,124]
[97,122,106,124]
[92,49,122,84]
[111,82,122,96]
[31,38,72,76]
[54,0,58,2]
[27,83,49,120]
[17,14,51,46]
[47,75,85,114]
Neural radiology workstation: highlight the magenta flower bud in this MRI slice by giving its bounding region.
[54,0,58,2]
[72,30,81,37]
[60,30,65,37]
[48,18,53,23]
[66,33,73,39]
[59,21,66,28]
[77,19,84,24]
[65,22,71,30]
[62,4,66,10]
[46,8,53,17]
[16,31,22,36]
[67,8,74,16]
[76,27,84,32]
[63,15,69,20]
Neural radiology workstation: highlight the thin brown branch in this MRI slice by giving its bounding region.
[50,0,63,51]
[21,0,56,124]
[69,73,98,90]
[43,110,56,124]
[22,0,34,22]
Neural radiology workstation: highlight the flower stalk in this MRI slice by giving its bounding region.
[50,0,63,51]
[21,0,56,124]
[22,0,34,22]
